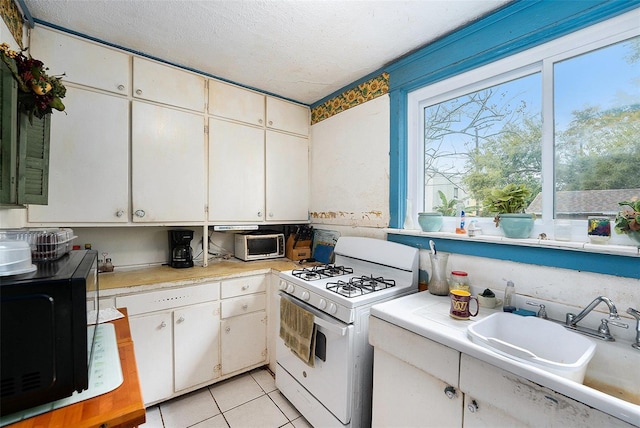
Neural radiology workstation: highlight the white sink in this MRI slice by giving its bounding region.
[467,312,596,382]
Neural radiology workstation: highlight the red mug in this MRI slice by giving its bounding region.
[449,290,479,320]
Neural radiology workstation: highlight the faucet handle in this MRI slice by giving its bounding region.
[627,307,640,320]
[599,317,629,335]
[526,301,547,319]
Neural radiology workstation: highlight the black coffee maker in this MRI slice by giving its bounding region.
[168,229,194,268]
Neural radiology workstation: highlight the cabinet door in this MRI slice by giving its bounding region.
[372,348,463,427]
[131,101,205,222]
[128,311,173,405]
[209,80,265,126]
[208,118,264,222]
[266,97,309,136]
[30,27,130,95]
[27,87,129,223]
[133,57,205,112]
[459,354,635,427]
[265,131,309,221]
[221,311,267,375]
[174,302,220,391]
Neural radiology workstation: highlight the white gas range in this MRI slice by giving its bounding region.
[276,236,419,428]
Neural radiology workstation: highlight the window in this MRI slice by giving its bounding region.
[407,13,640,243]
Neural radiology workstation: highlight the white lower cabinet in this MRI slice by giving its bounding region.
[115,275,270,406]
[459,354,635,427]
[116,282,220,406]
[174,302,221,391]
[369,317,634,428]
[127,310,174,404]
[370,316,462,427]
[220,275,268,375]
[221,311,267,375]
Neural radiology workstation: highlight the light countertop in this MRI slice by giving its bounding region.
[98,258,304,293]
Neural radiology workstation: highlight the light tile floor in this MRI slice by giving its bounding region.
[140,368,312,428]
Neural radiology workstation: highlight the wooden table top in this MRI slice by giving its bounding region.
[7,309,146,428]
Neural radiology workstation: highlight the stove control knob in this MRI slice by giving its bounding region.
[286,284,295,294]
[328,303,338,314]
[279,281,288,291]
[301,291,310,301]
[318,299,327,310]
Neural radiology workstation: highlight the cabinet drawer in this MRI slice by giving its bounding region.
[221,275,267,299]
[221,293,266,318]
[116,282,220,316]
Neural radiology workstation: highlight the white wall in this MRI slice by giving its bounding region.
[309,95,389,239]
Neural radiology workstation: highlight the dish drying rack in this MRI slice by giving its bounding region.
[0,228,77,262]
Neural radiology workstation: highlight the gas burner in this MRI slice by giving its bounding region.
[326,275,396,298]
[351,275,396,292]
[317,264,354,277]
[291,264,354,281]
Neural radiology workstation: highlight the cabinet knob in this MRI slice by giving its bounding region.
[242,304,249,311]
[160,321,167,328]
[135,89,142,95]
[225,326,231,333]
[257,211,263,218]
[268,212,274,218]
[115,210,124,217]
[467,400,479,413]
[241,285,249,291]
[268,120,273,126]
[258,119,263,124]
[117,84,125,91]
[444,386,457,399]
[177,316,185,323]
[134,209,146,218]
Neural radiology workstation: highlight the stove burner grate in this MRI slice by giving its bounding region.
[326,275,396,297]
[291,264,354,281]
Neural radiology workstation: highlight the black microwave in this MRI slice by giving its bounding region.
[0,250,99,416]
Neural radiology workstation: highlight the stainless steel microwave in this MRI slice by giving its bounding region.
[234,232,285,261]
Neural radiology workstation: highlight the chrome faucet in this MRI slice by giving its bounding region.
[565,296,628,341]
[627,308,640,350]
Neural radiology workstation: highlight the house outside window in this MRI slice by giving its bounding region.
[406,12,639,243]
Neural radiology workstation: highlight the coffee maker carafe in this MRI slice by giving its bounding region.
[169,229,194,268]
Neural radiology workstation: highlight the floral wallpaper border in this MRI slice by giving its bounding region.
[311,72,389,125]
[1,0,23,48]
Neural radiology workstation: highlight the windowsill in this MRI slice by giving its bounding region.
[384,228,640,258]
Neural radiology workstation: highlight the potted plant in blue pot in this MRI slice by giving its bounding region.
[484,184,535,239]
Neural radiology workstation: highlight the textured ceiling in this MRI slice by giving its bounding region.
[22,0,510,105]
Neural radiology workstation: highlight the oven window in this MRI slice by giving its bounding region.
[247,237,277,254]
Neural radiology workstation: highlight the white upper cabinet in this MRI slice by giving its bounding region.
[30,27,130,95]
[131,101,206,223]
[208,80,265,127]
[133,57,205,112]
[265,130,309,222]
[208,118,265,222]
[266,97,309,136]
[27,86,130,223]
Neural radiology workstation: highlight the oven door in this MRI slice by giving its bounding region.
[276,293,355,424]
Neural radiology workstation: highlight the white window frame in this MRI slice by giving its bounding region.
[406,10,640,244]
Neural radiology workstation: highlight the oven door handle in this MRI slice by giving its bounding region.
[314,316,347,337]
[280,292,349,337]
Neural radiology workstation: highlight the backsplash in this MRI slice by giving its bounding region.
[419,249,639,343]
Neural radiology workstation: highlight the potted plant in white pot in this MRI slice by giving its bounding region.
[614,199,640,247]
[484,184,535,238]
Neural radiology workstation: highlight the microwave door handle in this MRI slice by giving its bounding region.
[314,316,347,337]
